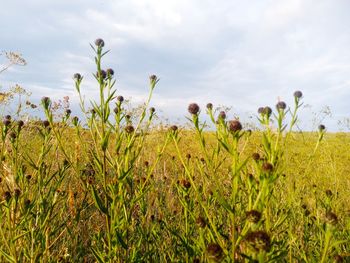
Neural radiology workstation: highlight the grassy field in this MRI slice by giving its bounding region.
[0,40,349,262]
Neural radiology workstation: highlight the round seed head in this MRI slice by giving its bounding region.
[65,109,71,116]
[245,230,271,252]
[5,115,11,120]
[318,124,326,131]
[186,153,191,159]
[149,75,158,82]
[276,101,287,110]
[188,103,200,115]
[94,38,105,47]
[228,120,242,132]
[246,210,262,223]
[149,107,155,114]
[258,107,265,114]
[170,125,178,132]
[206,243,224,262]
[125,125,135,134]
[97,70,107,80]
[294,90,303,98]
[9,132,16,139]
[72,116,79,126]
[218,111,226,120]
[113,107,119,114]
[73,73,82,81]
[106,68,114,76]
[14,189,21,198]
[117,95,124,102]
[181,179,191,189]
[3,191,11,202]
[17,120,24,128]
[262,162,273,172]
[264,106,272,116]
[325,211,338,225]
[206,103,213,110]
[42,120,50,127]
[252,153,260,161]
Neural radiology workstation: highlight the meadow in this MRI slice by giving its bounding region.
[0,39,349,262]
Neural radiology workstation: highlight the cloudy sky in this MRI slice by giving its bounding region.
[1,0,349,130]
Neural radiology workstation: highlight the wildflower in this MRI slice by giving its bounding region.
[218,111,226,120]
[262,162,273,173]
[206,243,224,262]
[117,96,124,103]
[73,73,82,81]
[263,106,272,116]
[228,120,242,132]
[245,230,271,252]
[42,120,50,127]
[188,103,200,115]
[149,107,155,114]
[276,101,287,110]
[97,70,107,80]
[246,210,262,223]
[196,216,207,228]
[106,68,114,77]
[3,191,11,202]
[3,119,11,126]
[252,153,260,161]
[325,211,338,225]
[41,96,51,109]
[206,103,213,110]
[186,153,191,159]
[113,107,119,114]
[125,125,135,134]
[318,124,326,131]
[94,38,105,47]
[294,90,303,98]
[65,109,72,116]
[72,116,79,126]
[149,75,158,83]
[258,107,265,114]
[9,132,16,140]
[170,125,178,132]
[181,179,191,189]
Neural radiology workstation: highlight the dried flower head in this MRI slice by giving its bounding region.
[97,70,107,80]
[294,90,303,98]
[14,188,21,198]
[245,230,271,252]
[206,243,224,262]
[94,38,105,47]
[73,73,82,81]
[218,111,226,120]
[246,210,262,223]
[188,103,200,115]
[9,132,16,140]
[149,107,155,114]
[106,68,114,76]
[170,125,178,132]
[5,115,11,120]
[41,96,51,109]
[3,191,11,202]
[125,125,135,134]
[3,119,11,126]
[318,124,326,131]
[263,106,272,116]
[228,120,242,132]
[65,109,72,116]
[276,101,287,110]
[149,75,158,83]
[325,211,338,225]
[42,120,50,128]
[262,162,273,173]
[181,179,191,189]
[258,107,265,114]
[206,103,213,110]
[252,153,260,161]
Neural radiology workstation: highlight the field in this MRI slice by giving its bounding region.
[0,40,349,262]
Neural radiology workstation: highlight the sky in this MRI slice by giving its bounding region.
[1,0,350,130]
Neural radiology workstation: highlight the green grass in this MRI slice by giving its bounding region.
[0,39,349,262]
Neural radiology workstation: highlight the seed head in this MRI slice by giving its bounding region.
[262,162,273,173]
[125,125,135,134]
[117,95,124,102]
[97,70,107,80]
[149,75,158,83]
[5,115,11,120]
[72,116,79,126]
[325,211,338,225]
[196,216,207,228]
[318,124,326,131]
[42,120,50,128]
[228,120,242,132]
[218,111,226,120]
[149,107,155,114]
[14,188,21,198]
[113,107,119,114]
[245,230,271,252]
[94,38,105,47]
[294,90,303,98]
[334,255,344,262]
[181,179,191,189]
[188,103,200,115]
[325,189,333,197]
[263,106,272,116]
[206,243,224,262]
[252,153,260,161]
[41,97,51,109]
[3,191,11,202]
[206,103,213,110]
[170,125,178,132]
[258,107,265,114]
[73,73,82,81]
[65,109,71,116]
[9,132,16,140]
[106,68,114,77]
[186,153,191,159]
[246,210,262,223]
[276,101,287,110]
[17,120,24,128]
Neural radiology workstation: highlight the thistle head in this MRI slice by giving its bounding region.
[188,103,200,115]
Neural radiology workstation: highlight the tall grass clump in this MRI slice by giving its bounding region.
[0,39,349,262]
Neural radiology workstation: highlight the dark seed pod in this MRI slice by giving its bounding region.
[325,211,338,225]
[3,191,11,202]
[170,125,178,132]
[117,96,124,102]
[294,90,303,98]
[228,120,242,132]
[262,162,273,173]
[263,106,272,116]
[325,189,333,197]
[246,210,262,223]
[252,153,260,161]
[276,101,287,110]
[106,68,114,76]
[149,107,155,114]
[9,132,16,140]
[3,119,11,126]
[5,115,11,120]
[188,103,200,115]
[181,179,191,189]
[218,111,226,120]
[65,109,72,116]
[245,230,271,252]
[97,70,107,80]
[94,38,105,47]
[318,124,326,131]
[14,189,21,198]
[206,103,213,110]
[73,73,82,81]
[42,120,50,127]
[258,107,265,114]
[125,125,135,134]
[206,243,224,262]
[149,75,158,83]
[17,120,24,128]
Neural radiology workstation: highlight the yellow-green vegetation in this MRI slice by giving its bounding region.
[0,40,349,262]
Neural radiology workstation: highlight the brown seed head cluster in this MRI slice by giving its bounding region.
[206,243,224,262]
[245,230,271,252]
[125,125,135,134]
[325,211,338,225]
[228,120,242,132]
[188,103,200,115]
[262,162,273,173]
